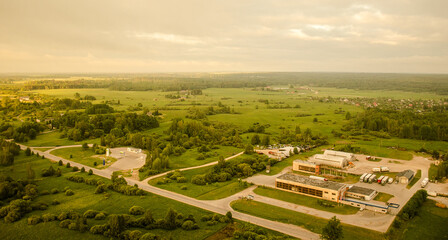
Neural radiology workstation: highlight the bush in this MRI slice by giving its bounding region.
[181,186,188,190]
[58,212,70,221]
[42,213,57,222]
[140,233,159,240]
[58,160,63,166]
[90,224,109,234]
[129,206,145,215]
[88,169,93,175]
[95,212,106,220]
[181,220,199,230]
[93,162,97,166]
[81,167,85,173]
[30,202,48,210]
[84,210,100,218]
[59,219,72,228]
[95,184,107,194]
[51,188,59,194]
[68,222,78,230]
[177,177,187,183]
[129,230,143,240]
[66,163,71,168]
[27,215,42,225]
[65,189,74,196]
[191,175,206,185]
[72,166,79,172]
[40,190,50,195]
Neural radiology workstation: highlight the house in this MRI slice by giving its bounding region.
[396,170,414,184]
[345,186,378,201]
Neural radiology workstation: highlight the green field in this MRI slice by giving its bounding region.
[26,131,100,147]
[168,146,242,169]
[148,155,255,200]
[231,200,382,240]
[374,192,394,203]
[428,164,438,180]
[253,187,359,215]
[50,147,116,169]
[0,152,227,240]
[389,200,448,240]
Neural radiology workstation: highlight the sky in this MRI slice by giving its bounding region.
[0,0,447,73]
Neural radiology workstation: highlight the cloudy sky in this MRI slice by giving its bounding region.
[0,0,447,73]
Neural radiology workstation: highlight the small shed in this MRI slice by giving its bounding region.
[396,170,414,184]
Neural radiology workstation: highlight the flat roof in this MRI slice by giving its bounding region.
[293,160,318,166]
[313,154,347,163]
[277,173,345,191]
[347,186,376,196]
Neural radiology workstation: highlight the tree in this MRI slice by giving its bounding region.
[261,135,270,146]
[321,216,343,240]
[152,158,161,171]
[25,148,32,156]
[164,208,178,230]
[251,134,260,145]
[82,143,89,150]
[293,147,299,154]
[108,214,126,237]
[26,164,35,180]
[226,211,233,222]
[432,150,440,160]
[244,144,254,154]
[295,125,301,134]
[345,112,351,120]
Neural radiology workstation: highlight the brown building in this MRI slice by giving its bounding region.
[276,173,346,202]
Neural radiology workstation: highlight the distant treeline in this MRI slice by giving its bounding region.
[3,72,448,95]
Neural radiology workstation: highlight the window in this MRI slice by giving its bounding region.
[324,191,328,194]
[332,193,336,195]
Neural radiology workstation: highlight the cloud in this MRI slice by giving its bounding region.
[130,32,205,45]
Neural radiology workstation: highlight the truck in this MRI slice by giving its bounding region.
[364,174,372,183]
[380,166,390,172]
[372,168,381,173]
[359,173,368,182]
[421,178,429,188]
[381,176,389,185]
[368,174,377,183]
[388,178,394,184]
[377,175,384,183]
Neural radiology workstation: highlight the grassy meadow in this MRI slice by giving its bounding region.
[50,147,117,169]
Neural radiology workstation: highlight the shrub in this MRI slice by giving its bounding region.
[140,233,159,240]
[40,190,50,195]
[65,189,74,196]
[177,177,187,183]
[181,186,188,190]
[88,169,93,175]
[58,160,63,166]
[95,184,107,194]
[30,202,48,210]
[66,163,71,168]
[59,219,72,228]
[42,213,57,222]
[129,206,145,215]
[80,167,85,173]
[95,212,106,220]
[68,222,78,230]
[84,210,100,218]
[181,220,199,230]
[72,166,79,172]
[93,162,97,166]
[129,230,143,240]
[51,188,59,194]
[191,175,206,185]
[90,224,109,235]
[27,215,42,225]
[206,220,217,226]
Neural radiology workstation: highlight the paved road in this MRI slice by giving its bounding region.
[21,144,318,239]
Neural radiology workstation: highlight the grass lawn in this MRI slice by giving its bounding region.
[26,131,100,147]
[388,200,448,240]
[148,156,252,200]
[253,186,359,215]
[0,152,229,240]
[374,192,394,203]
[428,164,438,181]
[231,200,382,240]
[33,147,55,152]
[407,169,421,189]
[50,147,116,169]
[168,146,242,169]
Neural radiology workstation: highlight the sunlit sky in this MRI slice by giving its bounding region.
[0,0,447,73]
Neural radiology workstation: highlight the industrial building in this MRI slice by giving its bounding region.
[396,170,414,184]
[345,186,378,201]
[293,160,321,174]
[308,150,354,168]
[276,173,346,202]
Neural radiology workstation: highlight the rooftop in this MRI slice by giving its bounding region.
[397,169,414,180]
[293,160,319,166]
[277,173,346,191]
[312,154,347,163]
[347,186,376,196]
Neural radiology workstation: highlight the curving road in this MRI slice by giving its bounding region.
[20,144,319,240]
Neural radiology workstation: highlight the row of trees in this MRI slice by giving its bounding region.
[0,140,20,166]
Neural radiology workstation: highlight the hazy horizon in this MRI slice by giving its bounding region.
[1,0,447,74]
